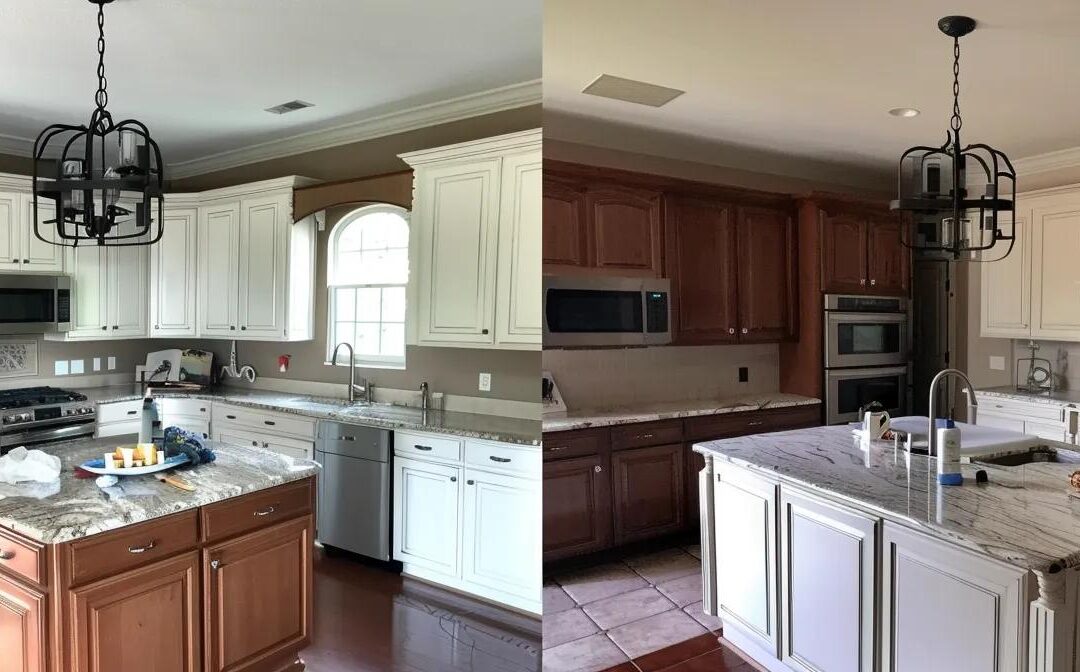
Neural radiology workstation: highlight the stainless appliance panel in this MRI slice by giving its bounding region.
[824,312,909,368]
[316,421,390,461]
[543,275,671,347]
[1,419,96,450]
[0,273,71,334]
[826,365,909,425]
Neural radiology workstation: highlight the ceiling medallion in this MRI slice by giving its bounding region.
[32,0,164,248]
[891,16,1016,261]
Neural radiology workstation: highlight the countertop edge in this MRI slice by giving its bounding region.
[543,395,821,432]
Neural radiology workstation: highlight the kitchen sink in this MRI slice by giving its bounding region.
[973,447,1080,467]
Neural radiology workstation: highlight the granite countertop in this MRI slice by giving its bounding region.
[696,425,1080,574]
[542,393,820,433]
[83,385,540,446]
[975,386,1080,407]
[0,436,319,545]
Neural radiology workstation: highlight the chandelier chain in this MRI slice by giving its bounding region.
[94,2,108,111]
[950,36,961,132]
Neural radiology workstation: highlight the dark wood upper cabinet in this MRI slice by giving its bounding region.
[867,218,909,295]
[821,213,869,293]
[736,207,797,342]
[611,443,684,545]
[543,453,612,562]
[542,177,589,270]
[665,196,738,344]
[587,186,663,277]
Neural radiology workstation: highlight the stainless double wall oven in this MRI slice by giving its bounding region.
[823,294,911,424]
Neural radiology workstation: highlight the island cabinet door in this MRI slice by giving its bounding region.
[392,456,462,577]
[542,453,612,562]
[69,551,200,672]
[779,487,877,672]
[204,516,313,672]
[0,573,46,672]
[714,463,780,659]
[612,443,685,544]
[880,522,1028,672]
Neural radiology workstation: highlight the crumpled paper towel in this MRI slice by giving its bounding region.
[0,446,62,484]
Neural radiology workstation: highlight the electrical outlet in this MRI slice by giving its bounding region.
[70,359,84,375]
[738,366,749,383]
[989,355,1006,371]
[479,372,492,392]
[92,357,101,372]
[107,356,117,371]
[54,360,69,376]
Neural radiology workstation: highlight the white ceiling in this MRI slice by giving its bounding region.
[544,0,1080,174]
[0,0,540,170]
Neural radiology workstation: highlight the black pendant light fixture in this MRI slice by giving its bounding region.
[891,16,1015,261]
[32,0,164,248]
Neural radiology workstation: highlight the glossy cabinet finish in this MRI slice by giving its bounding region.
[150,205,199,337]
[542,453,612,562]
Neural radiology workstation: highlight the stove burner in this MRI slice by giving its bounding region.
[0,386,88,410]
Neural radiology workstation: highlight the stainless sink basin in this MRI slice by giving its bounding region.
[973,447,1080,467]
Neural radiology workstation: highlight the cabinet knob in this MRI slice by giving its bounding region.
[870,279,877,286]
[741,327,748,334]
[230,326,236,330]
[112,325,118,330]
[467,479,475,485]
[154,325,159,329]
[101,326,107,330]
[728,328,735,335]
[594,465,602,473]
[241,326,247,331]
[210,559,221,570]
[482,329,489,335]
[450,476,457,482]
[860,279,867,286]
[0,550,14,560]
[22,259,28,264]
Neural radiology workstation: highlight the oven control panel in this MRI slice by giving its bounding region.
[2,404,95,426]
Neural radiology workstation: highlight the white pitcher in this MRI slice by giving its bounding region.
[862,409,891,440]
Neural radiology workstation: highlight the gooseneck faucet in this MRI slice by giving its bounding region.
[927,368,979,457]
[331,342,371,404]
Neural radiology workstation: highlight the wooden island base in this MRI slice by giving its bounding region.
[0,477,315,672]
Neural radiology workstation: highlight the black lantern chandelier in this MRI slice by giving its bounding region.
[32,0,164,248]
[891,16,1015,261]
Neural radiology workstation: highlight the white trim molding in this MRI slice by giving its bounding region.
[1013,146,1080,177]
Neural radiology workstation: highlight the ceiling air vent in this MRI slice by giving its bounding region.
[264,100,315,115]
[582,74,684,107]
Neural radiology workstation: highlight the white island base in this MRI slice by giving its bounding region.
[697,454,1080,672]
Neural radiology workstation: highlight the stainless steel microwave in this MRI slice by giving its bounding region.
[543,276,671,347]
[0,274,71,334]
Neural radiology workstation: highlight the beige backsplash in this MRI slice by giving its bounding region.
[543,343,780,411]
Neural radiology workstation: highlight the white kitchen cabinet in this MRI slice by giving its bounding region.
[393,455,462,578]
[106,231,148,338]
[237,194,289,339]
[0,193,20,271]
[150,202,199,337]
[881,522,1029,672]
[400,130,542,350]
[198,201,241,337]
[214,425,311,459]
[713,461,780,659]
[971,391,1074,445]
[981,209,1032,338]
[20,196,63,272]
[461,468,541,603]
[780,486,877,672]
[1031,199,1080,341]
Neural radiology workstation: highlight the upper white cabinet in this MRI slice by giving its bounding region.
[197,177,317,341]
[400,129,541,350]
[150,197,199,337]
[0,183,64,273]
[980,210,1031,338]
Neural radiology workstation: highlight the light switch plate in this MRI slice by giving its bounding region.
[107,356,117,371]
[92,357,101,372]
[70,359,85,375]
[54,360,69,376]
[989,355,1006,371]
[479,372,492,392]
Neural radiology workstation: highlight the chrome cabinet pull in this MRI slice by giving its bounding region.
[637,433,655,440]
[0,550,14,560]
[489,456,511,463]
[746,421,764,427]
[128,541,156,554]
[253,505,276,517]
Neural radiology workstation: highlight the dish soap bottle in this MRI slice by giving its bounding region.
[139,396,160,445]
[936,418,963,486]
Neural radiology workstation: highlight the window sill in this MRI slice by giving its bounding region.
[324,361,406,371]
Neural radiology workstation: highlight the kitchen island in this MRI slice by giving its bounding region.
[0,435,318,672]
[696,425,1080,672]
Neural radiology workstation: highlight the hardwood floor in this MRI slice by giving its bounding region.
[303,547,540,671]
[598,633,755,672]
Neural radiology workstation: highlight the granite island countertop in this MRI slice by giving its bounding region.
[0,435,319,544]
[82,385,540,446]
[974,386,1080,407]
[696,424,1080,574]
[543,393,820,433]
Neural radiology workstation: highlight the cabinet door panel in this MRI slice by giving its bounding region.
[665,196,737,344]
[68,245,108,336]
[21,196,63,272]
[0,194,20,271]
[821,214,867,293]
[867,218,909,296]
[392,456,461,576]
[612,443,684,544]
[981,210,1031,338]
[205,516,311,672]
[542,453,612,561]
[1031,204,1080,340]
[238,195,287,338]
[198,202,240,337]
[70,551,200,672]
[0,575,46,672]
[587,187,662,277]
[151,207,198,337]
[107,216,148,338]
[737,207,795,341]
[542,177,588,270]
[781,488,876,672]
[495,150,542,346]
[462,470,540,600]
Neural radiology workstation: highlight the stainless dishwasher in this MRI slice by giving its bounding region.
[315,421,393,561]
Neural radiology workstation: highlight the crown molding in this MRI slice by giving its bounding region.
[1013,146,1080,176]
[399,128,541,167]
[0,132,34,158]
[167,80,541,180]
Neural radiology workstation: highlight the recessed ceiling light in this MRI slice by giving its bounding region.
[265,100,315,115]
[582,74,685,108]
[889,107,920,118]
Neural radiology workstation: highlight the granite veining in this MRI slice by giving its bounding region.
[542,393,820,433]
[696,425,1080,573]
[0,436,318,544]
[83,385,540,446]
[975,386,1080,408]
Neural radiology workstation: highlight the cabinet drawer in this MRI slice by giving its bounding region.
[394,431,462,462]
[465,440,541,478]
[0,527,45,585]
[611,420,683,450]
[158,398,210,418]
[66,510,198,587]
[212,403,316,439]
[201,478,314,544]
[976,396,1064,424]
[685,405,820,442]
[97,399,143,424]
[216,426,314,460]
[542,428,609,461]
[96,420,141,438]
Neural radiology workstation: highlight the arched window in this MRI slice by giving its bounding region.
[326,204,410,368]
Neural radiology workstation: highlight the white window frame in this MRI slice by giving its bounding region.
[324,203,410,369]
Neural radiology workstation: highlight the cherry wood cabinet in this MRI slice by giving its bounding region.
[0,572,46,672]
[821,210,908,296]
[867,218,909,295]
[821,213,868,293]
[542,176,588,270]
[587,186,663,277]
[736,207,797,342]
[612,443,685,544]
[542,453,613,562]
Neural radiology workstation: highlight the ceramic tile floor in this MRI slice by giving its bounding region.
[542,544,725,672]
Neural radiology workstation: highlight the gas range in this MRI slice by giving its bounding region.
[0,386,97,452]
